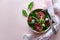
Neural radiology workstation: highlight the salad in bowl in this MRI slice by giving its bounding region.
[28,9,52,33]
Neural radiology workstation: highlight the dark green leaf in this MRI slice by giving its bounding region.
[22,10,28,17]
[28,1,34,10]
[31,16,39,22]
[30,12,36,17]
[28,22,36,30]
[31,26,36,30]
[42,26,48,31]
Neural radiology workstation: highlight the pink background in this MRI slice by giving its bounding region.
[0,0,60,40]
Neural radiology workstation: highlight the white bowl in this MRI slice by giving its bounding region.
[28,9,52,34]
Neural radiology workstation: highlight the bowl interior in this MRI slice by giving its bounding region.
[28,9,51,33]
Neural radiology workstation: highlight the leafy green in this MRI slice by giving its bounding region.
[28,22,34,25]
[42,26,48,31]
[31,26,36,30]
[28,22,36,30]
[30,12,36,17]
[39,18,45,24]
[22,10,28,17]
[31,16,39,22]
[28,1,34,10]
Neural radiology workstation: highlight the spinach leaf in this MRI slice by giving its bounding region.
[30,12,36,17]
[28,22,36,30]
[28,1,34,10]
[42,26,48,31]
[22,10,28,17]
[31,16,39,22]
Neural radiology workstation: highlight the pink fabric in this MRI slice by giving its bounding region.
[0,0,59,40]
